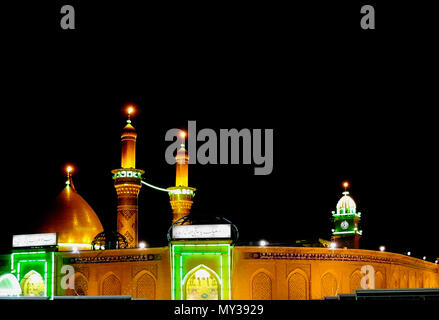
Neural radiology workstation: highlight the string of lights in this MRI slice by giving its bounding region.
[141,180,170,193]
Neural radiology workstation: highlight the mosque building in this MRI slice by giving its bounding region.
[0,107,438,300]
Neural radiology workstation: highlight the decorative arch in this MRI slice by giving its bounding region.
[321,272,338,298]
[20,270,45,297]
[251,269,273,300]
[133,270,156,300]
[66,272,88,296]
[349,270,363,293]
[375,271,385,289]
[101,272,121,296]
[287,269,309,300]
[0,273,21,296]
[183,264,221,300]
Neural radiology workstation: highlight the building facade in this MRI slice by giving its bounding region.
[0,108,438,299]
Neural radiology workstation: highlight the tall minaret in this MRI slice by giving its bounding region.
[331,182,362,249]
[111,106,144,248]
[167,131,196,224]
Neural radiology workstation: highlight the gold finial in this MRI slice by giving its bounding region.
[342,181,349,194]
[127,105,135,123]
[66,165,75,190]
[179,130,186,147]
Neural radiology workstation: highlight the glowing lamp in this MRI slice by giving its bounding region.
[127,106,134,115]
[407,251,411,256]
[379,246,385,252]
[180,130,186,138]
[259,240,268,247]
[139,241,147,249]
[66,166,73,173]
[423,256,426,260]
[330,242,337,249]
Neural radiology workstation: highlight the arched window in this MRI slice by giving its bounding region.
[287,270,308,300]
[66,273,88,296]
[321,272,337,298]
[350,271,362,293]
[136,272,156,300]
[102,274,121,296]
[251,271,272,300]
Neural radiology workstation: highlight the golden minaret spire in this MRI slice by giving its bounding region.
[112,105,144,248]
[66,165,75,190]
[175,131,189,187]
[167,130,196,224]
[121,106,137,169]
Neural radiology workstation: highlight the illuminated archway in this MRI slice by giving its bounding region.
[0,273,22,296]
[20,270,45,297]
[183,264,220,300]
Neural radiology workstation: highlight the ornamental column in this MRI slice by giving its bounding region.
[167,131,196,224]
[112,106,144,248]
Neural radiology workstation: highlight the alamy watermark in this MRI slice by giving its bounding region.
[60,265,75,290]
[165,121,274,175]
[360,265,375,289]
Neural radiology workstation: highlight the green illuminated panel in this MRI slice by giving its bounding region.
[113,170,142,179]
[11,251,55,298]
[171,242,231,300]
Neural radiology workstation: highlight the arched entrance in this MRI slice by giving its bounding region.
[183,265,220,300]
[0,273,22,296]
[20,271,45,296]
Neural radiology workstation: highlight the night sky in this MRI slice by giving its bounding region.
[1,2,437,262]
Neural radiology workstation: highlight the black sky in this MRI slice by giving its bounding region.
[0,2,437,261]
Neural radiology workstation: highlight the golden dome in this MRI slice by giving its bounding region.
[38,183,104,251]
[336,191,356,213]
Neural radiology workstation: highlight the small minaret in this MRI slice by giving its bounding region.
[167,131,196,224]
[331,182,362,249]
[111,106,144,248]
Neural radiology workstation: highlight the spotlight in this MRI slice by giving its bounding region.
[259,240,268,247]
[407,251,411,256]
[139,241,147,249]
[72,247,79,254]
[423,256,426,260]
[330,242,337,249]
[379,246,385,252]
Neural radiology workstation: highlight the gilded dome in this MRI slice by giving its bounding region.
[336,191,356,213]
[38,182,104,251]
